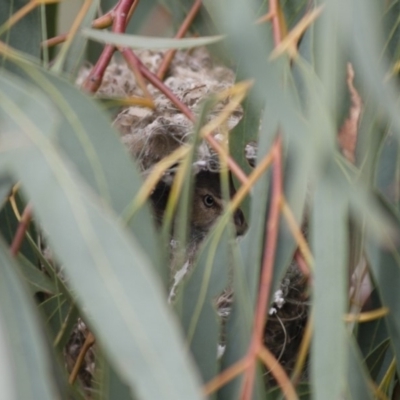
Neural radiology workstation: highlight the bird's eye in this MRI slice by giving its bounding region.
[203,194,215,207]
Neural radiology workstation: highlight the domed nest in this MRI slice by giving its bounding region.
[75,46,309,386]
[78,47,243,175]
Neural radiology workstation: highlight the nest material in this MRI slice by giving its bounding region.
[264,264,309,383]
[215,263,309,382]
[65,319,95,390]
[78,47,244,175]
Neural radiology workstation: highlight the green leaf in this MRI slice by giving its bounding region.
[51,0,98,76]
[311,165,348,400]
[13,63,166,282]
[95,353,134,400]
[0,174,12,205]
[366,237,400,380]
[0,71,204,400]
[0,0,41,71]
[178,226,231,384]
[82,28,224,49]
[347,337,374,400]
[0,239,62,400]
[17,254,57,295]
[39,295,78,351]
[357,290,391,381]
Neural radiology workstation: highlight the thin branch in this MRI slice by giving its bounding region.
[121,48,153,100]
[258,346,298,400]
[157,0,203,80]
[68,331,96,384]
[42,33,68,48]
[82,44,115,92]
[269,0,282,46]
[203,357,251,395]
[82,0,137,92]
[281,196,314,269]
[242,136,283,400]
[10,204,33,257]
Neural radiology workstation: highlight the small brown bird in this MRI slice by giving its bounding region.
[150,170,247,240]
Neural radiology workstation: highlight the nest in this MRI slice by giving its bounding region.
[72,46,309,388]
[78,47,244,175]
[264,264,309,383]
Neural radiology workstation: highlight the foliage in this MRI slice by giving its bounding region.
[1,0,400,399]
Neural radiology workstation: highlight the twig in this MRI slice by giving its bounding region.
[82,0,137,92]
[258,346,298,400]
[203,355,251,395]
[281,196,314,269]
[42,33,68,48]
[157,0,203,80]
[121,48,153,100]
[241,136,283,400]
[68,331,96,385]
[82,44,115,92]
[10,203,33,257]
[269,0,282,46]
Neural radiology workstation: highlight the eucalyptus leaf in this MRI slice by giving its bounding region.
[0,239,62,400]
[311,167,348,400]
[82,28,224,49]
[0,66,204,399]
[11,62,165,282]
[17,254,57,295]
[178,225,231,384]
[0,0,41,71]
[52,0,98,76]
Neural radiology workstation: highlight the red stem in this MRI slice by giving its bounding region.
[10,204,32,257]
[269,0,282,46]
[241,136,283,400]
[157,0,203,80]
[83,0,137,93]
[82,44,115,92]
[113,0,133,33]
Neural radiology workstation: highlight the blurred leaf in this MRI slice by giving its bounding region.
[82,28,224,49]
[281,0,310,31]
[0,174,12,205]
[165,0,216,37]
[11,63,166,282]
[17,254,56,295]
[366,237,400,380]
[125,0,157,34]
[311,165,348,400]
[95,354,134,400]
[357,289,392,381]
[347,337,374,400]
[178,226,231,384]
[349,0,400,145]
[0,0,41,71]
[268,383,311,399]
[382,0,400,63]
[52,0,98,76]
[375,132,400,206]
[0,239,62,400]
[39,295,78,351]
[0,71,204,400]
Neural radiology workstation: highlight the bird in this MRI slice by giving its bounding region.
[150,170,247,241]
